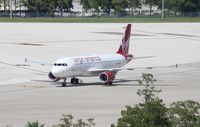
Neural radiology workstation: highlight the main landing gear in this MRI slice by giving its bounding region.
[105,81,113,86]
[71,77,79,84]
[61,77,79,87]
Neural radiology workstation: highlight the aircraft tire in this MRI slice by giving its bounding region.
[74,78,79,84]
[71,77,75,84]
[105,81,113,86]
[71,77,79,84]
[62,82,67,87]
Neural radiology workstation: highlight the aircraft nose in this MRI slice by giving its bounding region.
[51,67,64,77]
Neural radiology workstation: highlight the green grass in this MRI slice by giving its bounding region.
[0,17,200,23]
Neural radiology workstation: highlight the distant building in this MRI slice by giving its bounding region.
[0,0,25,11]
[72,0,83,12]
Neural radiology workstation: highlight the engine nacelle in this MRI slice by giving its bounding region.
[48,72,61,82]
[99,71,115,83]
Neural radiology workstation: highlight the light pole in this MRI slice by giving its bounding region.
[162,0,164,19]
[10,0,12,19]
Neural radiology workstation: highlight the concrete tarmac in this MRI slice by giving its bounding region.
[0,23,200,127]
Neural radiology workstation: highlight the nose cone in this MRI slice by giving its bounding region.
[51,66,65,78]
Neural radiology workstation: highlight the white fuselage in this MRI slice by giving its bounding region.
[51,54,127,78]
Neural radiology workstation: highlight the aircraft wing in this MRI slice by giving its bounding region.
[88,65,177,73]
[25,58,53,66]
[0,61,47,74]
[88,67,134,73]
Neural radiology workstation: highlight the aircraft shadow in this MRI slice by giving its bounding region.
[32,79,178,87]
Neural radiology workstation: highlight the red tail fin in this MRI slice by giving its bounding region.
[117,24,131,55]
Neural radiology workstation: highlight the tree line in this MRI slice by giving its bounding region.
[0,0,73,16]
[0,0,200,16]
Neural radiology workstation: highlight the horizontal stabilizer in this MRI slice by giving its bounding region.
[133,56,156,59]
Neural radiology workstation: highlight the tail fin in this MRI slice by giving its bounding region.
[117,24,131,55]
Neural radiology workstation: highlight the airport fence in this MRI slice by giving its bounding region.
[0,10,200,18]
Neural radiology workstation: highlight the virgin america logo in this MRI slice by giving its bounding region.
[122,38,129,54]
[74,56,101,65]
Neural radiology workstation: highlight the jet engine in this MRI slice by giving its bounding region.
[99,71,115,84]
[48,72,61,81]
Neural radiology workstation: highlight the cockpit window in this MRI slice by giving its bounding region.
[54,63,68,66]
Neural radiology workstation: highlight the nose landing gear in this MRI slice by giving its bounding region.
[62,78,67,87]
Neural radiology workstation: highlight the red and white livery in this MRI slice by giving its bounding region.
[49,24,134,86]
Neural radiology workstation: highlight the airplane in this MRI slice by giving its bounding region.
[47,24,134,87]
[24,24,164,87]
